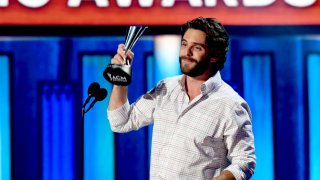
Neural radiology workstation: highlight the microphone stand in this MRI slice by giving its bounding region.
[82,107,85,121]
[81,105,85,178]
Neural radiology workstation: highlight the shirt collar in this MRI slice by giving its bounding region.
[178,75,187,91]
[178,71,222,95]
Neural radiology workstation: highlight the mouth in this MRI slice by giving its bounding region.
[181,57,196,64]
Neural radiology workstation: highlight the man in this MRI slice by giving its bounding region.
[107,17,256,180]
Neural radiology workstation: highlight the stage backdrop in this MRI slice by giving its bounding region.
[1,1,320,180]
[1,33,320,180]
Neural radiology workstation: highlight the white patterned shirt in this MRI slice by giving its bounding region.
[107,71,256,180]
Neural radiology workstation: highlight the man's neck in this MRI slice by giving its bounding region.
[185,73,210,101]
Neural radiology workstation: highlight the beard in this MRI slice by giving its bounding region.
[179,56,211,77]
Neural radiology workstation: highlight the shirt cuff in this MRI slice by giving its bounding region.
[224,164,246,180]
[107,100,130,129]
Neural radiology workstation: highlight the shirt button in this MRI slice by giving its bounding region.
[201,85,206,93]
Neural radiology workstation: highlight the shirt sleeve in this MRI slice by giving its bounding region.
[223,102,256,180]
[107,82,163,133]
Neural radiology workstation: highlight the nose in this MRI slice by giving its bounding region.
[186,46,193,56]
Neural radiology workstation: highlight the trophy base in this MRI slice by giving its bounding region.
[103,64,132,86]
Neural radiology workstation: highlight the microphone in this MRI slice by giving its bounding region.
[85,88,108,113]
[82,82,100,108]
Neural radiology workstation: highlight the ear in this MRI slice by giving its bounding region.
[210,57,219,63]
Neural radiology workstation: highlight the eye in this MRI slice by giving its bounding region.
[181,41,187,47]
[194,45,203,51]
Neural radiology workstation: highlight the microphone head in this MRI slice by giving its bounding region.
[88,82,100,96]
[96,88,108,101]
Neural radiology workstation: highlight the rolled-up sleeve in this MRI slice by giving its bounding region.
[107,95,155,132]
[107,83,163,133]
[223,102,256,180]
[107,100,132,132]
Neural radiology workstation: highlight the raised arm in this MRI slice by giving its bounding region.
[108,44,134,111]
[107,44,158,133]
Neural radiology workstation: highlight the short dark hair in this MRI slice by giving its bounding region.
[181,17,229,70]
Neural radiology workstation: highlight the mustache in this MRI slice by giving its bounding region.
[179,56,197,63]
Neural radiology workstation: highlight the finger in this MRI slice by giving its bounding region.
[118,43,125,50]
[111,54,125,64]
[126,50,134,64]
[117,44,126,60]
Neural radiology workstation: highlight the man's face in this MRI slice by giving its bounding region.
[179,28,211,77]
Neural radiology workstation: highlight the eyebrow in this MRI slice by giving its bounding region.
[181,39,207,47]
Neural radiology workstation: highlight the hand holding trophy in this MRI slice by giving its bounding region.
[103,26,148,86]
